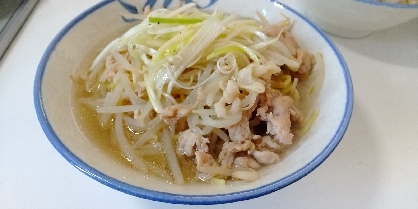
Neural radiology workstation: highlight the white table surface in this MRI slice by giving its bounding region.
[1,0,417,208]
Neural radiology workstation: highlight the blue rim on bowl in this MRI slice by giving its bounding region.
[355,0,418,8]
[34,0,353,205]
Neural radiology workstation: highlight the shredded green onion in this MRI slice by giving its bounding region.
[206,46,245,60]
[149,17,204,24]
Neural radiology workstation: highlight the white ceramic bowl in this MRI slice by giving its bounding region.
[34,0,353,205]
[300,0,418,38]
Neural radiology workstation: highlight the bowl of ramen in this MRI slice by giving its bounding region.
[34,0,353,205]
[300,0,418,38]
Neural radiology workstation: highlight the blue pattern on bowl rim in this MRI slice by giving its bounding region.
[118,0,219,22]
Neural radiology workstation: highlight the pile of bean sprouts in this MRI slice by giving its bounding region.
[77,3,321,184]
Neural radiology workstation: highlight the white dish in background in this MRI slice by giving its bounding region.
[300,0,418,38]
[0,0,39,59]
[34,0,353,205]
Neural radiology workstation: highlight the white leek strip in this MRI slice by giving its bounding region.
[162,128,185,185]
[154,64,172,90]
[221,27,247,42]
[97,104,145,114]
[228,19,259,28]
[135,36,166,48]
[220,13,239,26]
[221,25,261,43]
[230,26,256,43]
[147,25,186,35]
[136,44,157,56]
[144,71,163,113]
[120,22,150,43]
[115,113,148,172]
[234,33,255,45]
[226,41,259,65]
[234,51,251,66]
[153,29,196,61]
